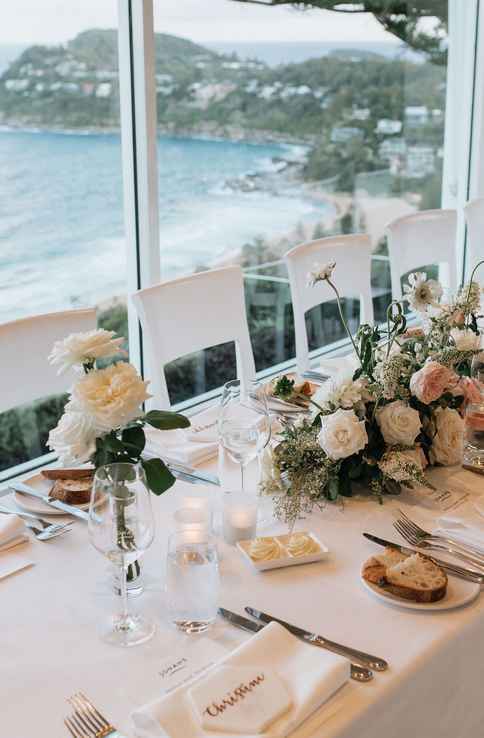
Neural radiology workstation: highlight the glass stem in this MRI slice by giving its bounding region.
[240,462,245,493]
[119,561,129,627]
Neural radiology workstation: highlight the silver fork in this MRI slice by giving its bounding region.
[394,517,484,571]
[397,509,484,560]
[0,506,72,541]
[65,692,125,738]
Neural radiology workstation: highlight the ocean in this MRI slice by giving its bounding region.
[0,129,330,322]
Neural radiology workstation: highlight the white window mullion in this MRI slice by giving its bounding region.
[442,0,479,283]
[118,0,160,375]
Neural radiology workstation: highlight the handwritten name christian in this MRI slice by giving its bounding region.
[204,674,266,718]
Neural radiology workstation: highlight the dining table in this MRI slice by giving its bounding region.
[2,436,484,738]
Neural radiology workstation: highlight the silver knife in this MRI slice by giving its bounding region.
[165,461,220,487]
[218,608,373,682]
[301,371,330,383]
[9,482,89,521]
[363,533,484,584]
[245,606,388,672]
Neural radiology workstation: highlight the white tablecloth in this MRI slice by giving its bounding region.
[2,458,484,738]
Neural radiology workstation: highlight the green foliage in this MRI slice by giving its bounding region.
[145,410,191,430]
[141,458,175,495]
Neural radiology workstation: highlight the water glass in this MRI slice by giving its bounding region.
[165,531,219,633]
[464,402,484,468]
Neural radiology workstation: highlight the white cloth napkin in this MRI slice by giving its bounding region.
[0,514,28,552]
[131,622,350,738]
[144,407,219,466]
[0,514,33,581]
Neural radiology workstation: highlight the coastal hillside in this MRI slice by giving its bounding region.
[0,29,446,190]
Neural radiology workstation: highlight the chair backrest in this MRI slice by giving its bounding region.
[464,197,484,269]
[131,266,256,408]
[0,308,97,413]
[284,234,374,374]
[385,209,457,300]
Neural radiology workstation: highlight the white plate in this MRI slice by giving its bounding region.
[13,473,90,516]
[361,573,480,611]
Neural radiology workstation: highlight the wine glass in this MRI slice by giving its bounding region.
[88,462,155,646]
[218,379,271,494]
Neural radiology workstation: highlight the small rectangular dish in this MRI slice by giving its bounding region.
[237,531,329,572]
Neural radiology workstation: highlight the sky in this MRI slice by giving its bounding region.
[0,0,396,46]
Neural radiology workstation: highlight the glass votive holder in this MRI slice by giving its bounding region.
[222,490,258,545]
[464,402,484,469]
[173,506,211,536]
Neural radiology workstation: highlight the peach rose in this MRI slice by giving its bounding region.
[410,361,458,404]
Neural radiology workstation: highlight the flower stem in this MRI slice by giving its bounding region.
[326,279,362,364]
[464,259,484,328]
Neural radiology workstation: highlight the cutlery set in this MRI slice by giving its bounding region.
[64,692,125,738]
[219,606,387,682]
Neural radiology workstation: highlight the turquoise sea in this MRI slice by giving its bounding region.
[0,130,331,322]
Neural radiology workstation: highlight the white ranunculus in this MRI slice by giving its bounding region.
[376,400,421,447]
[450,327,480,351]
[47,403,97,464]
[318,408,368,461]
[313,375,363,412]
[429,407,464,466]
[49,329,125,374]
[72,361,151,433]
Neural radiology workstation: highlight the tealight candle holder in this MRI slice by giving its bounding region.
[173,496,212,535]
[222,490,258,545]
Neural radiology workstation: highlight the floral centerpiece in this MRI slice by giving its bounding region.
[47,328,189,494]
[262,262,484,525]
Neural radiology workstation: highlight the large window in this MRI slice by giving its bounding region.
[0,6,128,473]
[0,1,481,475]
[152,0,450,405]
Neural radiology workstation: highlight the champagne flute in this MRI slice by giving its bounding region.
[218,379,270,494]
[88,462,155,646]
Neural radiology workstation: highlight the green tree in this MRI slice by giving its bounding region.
[231,1,448,65]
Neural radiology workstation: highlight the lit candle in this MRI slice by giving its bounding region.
[173,506,210,535]
[223,495,258,545]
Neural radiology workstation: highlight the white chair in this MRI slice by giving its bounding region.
[0,308,96,459]
[132,266,256,408]
[0,308,97,413]
[385,209,457,300]
[464,197,484,269]
[284,234,374,375]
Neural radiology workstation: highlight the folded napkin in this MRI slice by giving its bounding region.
[0,514,32,581]
[435,513,484,554]
[132,622,349,738]
[0,514,28,552]
[145,407,219,467]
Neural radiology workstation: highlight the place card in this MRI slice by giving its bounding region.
[188,665,292,734]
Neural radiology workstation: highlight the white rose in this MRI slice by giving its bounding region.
[376,400,421,446]
[429,407,464,466]
[47,404,97,464]
[49,329,125,374]
[318,408,368,461]
[72,361,151,433]
[450,328,480,352]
